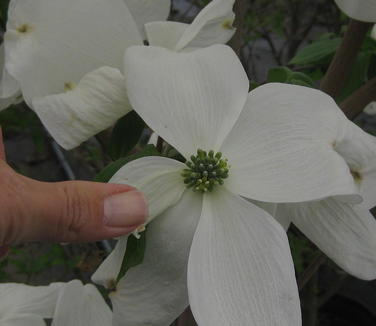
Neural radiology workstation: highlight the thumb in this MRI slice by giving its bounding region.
[0,161,147,245]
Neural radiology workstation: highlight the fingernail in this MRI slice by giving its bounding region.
[104,190,148,228]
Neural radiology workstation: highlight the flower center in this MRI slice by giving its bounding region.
[182,149,229,193]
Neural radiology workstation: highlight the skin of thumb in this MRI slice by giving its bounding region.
[0,161,147,245]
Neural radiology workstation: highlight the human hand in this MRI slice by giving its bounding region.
[0,128,147,249]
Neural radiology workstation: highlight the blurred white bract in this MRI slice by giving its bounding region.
[0,280,112,325]
[334,0,376,22]
[0,0,235,149]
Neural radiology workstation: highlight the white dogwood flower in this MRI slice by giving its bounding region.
[92,44,364,326]
[274,120,376,280]
[334,0,376,22]
[0,280,111,325]
[2,0,235,149]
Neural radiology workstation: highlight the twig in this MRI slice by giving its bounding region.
[320,19,372,97]
[340,76,376,119]
[297,252,327,291]
[47,131,112,254]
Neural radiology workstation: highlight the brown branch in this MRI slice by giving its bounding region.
[320,19,372,97]
[156,136,164,153]
[175,307,197,326]
[228,0,251,56]
[340,76,376,119]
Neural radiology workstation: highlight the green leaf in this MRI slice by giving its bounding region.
[109,111,145,160]
[289,38,342,66]
[288,231,315,275]
[0,0,10,26]
[116,231,147,283]
[267,67,315,87]
[361,35,376,54]
[267,67,290,83]
[338,52,371,102]
[94,145,159,182]
[287,72,315,87]
[249,81,259,91]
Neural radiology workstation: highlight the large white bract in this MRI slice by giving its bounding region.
[0,0,235,149]
[0,280,111,325]
[274,121,376,280]
[334,0,376,22]
[92,44,369,326]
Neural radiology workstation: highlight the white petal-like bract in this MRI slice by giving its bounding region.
[124,45,249,159]
[0,283,62,320]
[92,236,128,289]
[284,199,376,280]
[111,191,202,326]
[123,0,171,39]
[145,21,188,50]
[32,67,130,149]
[221,83,361,203]
[335,122,376,210]
[52,280,112,326]
[145,0,235,51]
[0,44,22,110]
[188,189,301,326]
[110,156,186,222]
[174,0,235,51]
[5,0,142,105]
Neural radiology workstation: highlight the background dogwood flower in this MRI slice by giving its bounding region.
[0,44,21,110]
[93,44,365,326]
[145,0,235,51]
[0,280,111,326]
[274,120,376,280]
[2,0,234,149]
[334,0,376,22]
[0,282,61,325]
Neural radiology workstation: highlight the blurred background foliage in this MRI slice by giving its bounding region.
[0,0,376,325]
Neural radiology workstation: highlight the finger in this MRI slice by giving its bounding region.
[0,165,148,245]
[0,126,5,161]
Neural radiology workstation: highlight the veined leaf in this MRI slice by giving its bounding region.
[116,231,146,283]
[289,38,341,66]
[109,110,145,160]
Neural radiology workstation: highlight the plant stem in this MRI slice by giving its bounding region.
[320,19,372,98]
[156,136,164,153]
[340,76,376,119]
[298,252,326,291]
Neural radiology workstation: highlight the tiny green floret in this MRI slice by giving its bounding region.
[182,149,229,193]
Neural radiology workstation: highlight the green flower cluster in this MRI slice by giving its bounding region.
[182,149,229,193]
